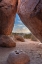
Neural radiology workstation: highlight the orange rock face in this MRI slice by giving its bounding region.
[0,0,17,35]
[0,0,42,45]
[0,0,18,47]
[18,0,42,42]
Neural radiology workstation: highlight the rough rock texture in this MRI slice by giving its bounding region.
[15,35,25,42]
[7,50,30,64]
[0,35,16,47]
[0,0,17,35]
[17,0,42,42]
[0,0,42,48]
[0,0,17,47]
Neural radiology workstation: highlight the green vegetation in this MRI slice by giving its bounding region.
[12,33,37,41]
[12,33,31,39]
[24,33,31,39]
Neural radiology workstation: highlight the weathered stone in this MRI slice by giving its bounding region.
[0,0,42,48]
[0,0,17,47]
[7,50,30,64]
[15,35,25,42]
[0,0,17,35]
[0,35,16,47]
[17,0,42,42]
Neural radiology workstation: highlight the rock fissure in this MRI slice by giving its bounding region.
[0,0,42,47]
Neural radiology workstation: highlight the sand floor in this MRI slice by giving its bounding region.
[0,39,42,64]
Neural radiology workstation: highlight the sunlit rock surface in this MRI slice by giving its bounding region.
[17,0,42,42]
[0,0,17,35]
[0,0,17,47]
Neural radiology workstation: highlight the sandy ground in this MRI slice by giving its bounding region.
[0,39,42,64]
